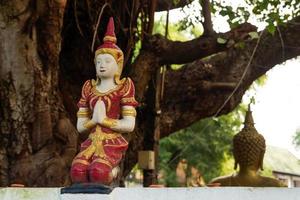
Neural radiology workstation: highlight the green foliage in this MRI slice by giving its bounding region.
[217,37,227,44]
[159,105,246,186]
[248,32,259,39]
[293,129,300,148]
[216,0,300,32]
[220,154,235,176]
[173,0,300,34]
[177,1,203,32]
[255,74,267,86]
[153,15,203,41]
[216,4,250,28]
[132,40,141,63]
[153,16,202,71]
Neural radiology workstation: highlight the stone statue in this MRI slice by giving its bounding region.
[187,166,205,187]
[70,17,138,186]
[210,105,285,187]
[176,159,188,186]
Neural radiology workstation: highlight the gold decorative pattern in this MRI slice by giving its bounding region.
[72,159,90,166]
[75,127,122,161]
[94,141,106,158]
[91,79,97,86]
[76,144,96,159]
[82,80,92,98]
[83,120,97,129]
[122,108,137,117]
[122,78,132,97]
[91,83,123,97]
[101,117,118,128]
[90,126,121,158]
[103,35,117,43]
[90,127,121,142]
[103,96,111,112]
[77,110,91,118]
[120,97,137,104]
[92,158,112,168]
[78,99,87,105]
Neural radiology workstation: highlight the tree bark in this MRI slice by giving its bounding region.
[146,23,256,65]
[0,0,77,186]
[1,0,300,187]
[160,17,300,136]
[156,0,192,11]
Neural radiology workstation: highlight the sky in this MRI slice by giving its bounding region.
[252,59,300,158]
[155,2,300,158]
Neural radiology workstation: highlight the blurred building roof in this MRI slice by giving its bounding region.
[264,146,300,176]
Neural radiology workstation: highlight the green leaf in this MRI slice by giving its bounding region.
[217,37,227,44]
[284,14,291,20]
[260,0,269,10]
[248,32,259,39]
[229,21,240,29]
[252,6,261,14]
[268,12,280,21]
[235,41,246,49]
[220,10,228,16]
[173,0,180,6]
[267,24,276,35]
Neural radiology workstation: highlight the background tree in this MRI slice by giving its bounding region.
[0,0,300,186]
[159,105,244,186]
[293,128,300,148]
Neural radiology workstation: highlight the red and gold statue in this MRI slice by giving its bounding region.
[70,17,138,185]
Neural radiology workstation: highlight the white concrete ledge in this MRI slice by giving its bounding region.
[0,188,60,200]
[1,187,300,200]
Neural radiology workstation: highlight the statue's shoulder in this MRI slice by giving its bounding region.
[260,176,286,187]
[209,175,234,186]
[120,77,135,94]
[119,77,138,106]
[81,79,94,96]
[82,79,94,88]
[124,77,134,86]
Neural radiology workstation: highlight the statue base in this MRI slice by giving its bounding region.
[61,183,112,194]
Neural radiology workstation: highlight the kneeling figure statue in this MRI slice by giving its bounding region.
[70,17,138,186]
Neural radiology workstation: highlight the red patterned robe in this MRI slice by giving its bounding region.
[71,78,138,184]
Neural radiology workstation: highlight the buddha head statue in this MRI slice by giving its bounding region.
[233,105,266,171]
[95,17,124,84]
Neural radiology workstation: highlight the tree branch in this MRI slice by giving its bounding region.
[156,0,192,11]
[200,0,214,35]
[160,16,300,136]
[144,23,256,65]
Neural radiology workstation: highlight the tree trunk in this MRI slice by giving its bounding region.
[0,0,77,186]
[0,0,300,186]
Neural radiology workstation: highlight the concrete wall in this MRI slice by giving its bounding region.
[1,187,300,200]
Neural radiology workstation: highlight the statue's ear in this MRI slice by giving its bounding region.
[259,151,265,170]
[233,151,238,170]
[234,161,238,170]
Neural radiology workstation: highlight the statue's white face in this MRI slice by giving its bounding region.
[95,53,118,79]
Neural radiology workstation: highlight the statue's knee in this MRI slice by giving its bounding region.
[71,162,89,183]
[88,162,113,184]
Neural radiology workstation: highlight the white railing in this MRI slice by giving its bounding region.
[1,187,300,200]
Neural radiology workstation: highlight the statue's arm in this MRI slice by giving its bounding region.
[109,105,136,133]
[101,78,138,133]
[76,80,96,133]
[92,78,138,133]
[76,107,96,133]
[89,101,136,133]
